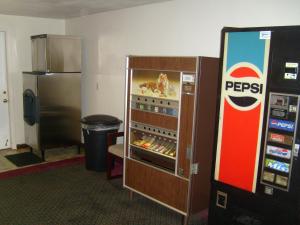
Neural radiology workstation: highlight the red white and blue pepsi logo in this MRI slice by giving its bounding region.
[224,62,264,111]
[266,145,291,159]
[269,119,295,132]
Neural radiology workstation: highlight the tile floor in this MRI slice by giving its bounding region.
[0,146,84,173]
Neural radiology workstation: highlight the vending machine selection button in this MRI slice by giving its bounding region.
[269,118,295,132]
[263,171,275,182]
[275,175,288,187]
[268,132,294,146]
[266,145,291,159]
[265,158,290,173]
[271,108,288,119]
[270,95,289,109]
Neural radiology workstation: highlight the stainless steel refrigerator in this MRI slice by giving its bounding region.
[23,34,81,160]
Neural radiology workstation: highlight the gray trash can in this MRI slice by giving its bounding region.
[81,114,122,172]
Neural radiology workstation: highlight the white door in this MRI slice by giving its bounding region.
[0,32,10,149]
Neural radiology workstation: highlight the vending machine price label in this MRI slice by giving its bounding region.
[182,74,195,83]
[284,62,298,80]
[289,105,297,112]
[260,31,271,39]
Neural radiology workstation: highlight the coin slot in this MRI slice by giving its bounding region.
[216,191,227,209]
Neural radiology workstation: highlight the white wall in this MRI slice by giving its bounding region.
[0,14,65,149]
[65,0,300,127]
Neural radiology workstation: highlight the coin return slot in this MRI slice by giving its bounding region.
[216,191,227,209]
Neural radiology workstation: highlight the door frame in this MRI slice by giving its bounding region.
[0,31,12,149]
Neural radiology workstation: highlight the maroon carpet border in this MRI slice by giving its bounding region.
[0,156,85,180]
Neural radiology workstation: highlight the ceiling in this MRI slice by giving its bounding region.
[0,0,172,19]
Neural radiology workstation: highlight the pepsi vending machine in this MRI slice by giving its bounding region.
[209,26,300,225]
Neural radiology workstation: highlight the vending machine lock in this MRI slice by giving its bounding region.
[178,168,184,176]
[190,163,199,175]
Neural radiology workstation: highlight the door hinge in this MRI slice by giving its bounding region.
[190,163,199,175]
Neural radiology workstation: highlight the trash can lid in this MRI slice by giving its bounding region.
[81,114,122,126]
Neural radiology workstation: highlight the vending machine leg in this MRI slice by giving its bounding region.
[181,215,189,225]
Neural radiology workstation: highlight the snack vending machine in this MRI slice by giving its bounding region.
[124,56,219,224]
[209,26,300,225]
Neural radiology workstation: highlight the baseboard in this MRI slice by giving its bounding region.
[16,143,84,149]
[16,143,30,149]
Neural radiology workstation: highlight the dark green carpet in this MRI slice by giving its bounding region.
[0,164,205,225]
[5,152,43,167]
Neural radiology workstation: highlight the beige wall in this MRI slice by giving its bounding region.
[0,14,65,148]
[5,0,300,147]
[65,0,300,131]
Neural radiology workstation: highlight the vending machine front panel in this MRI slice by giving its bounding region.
[214,31,270,193]
[209,26,300,225]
